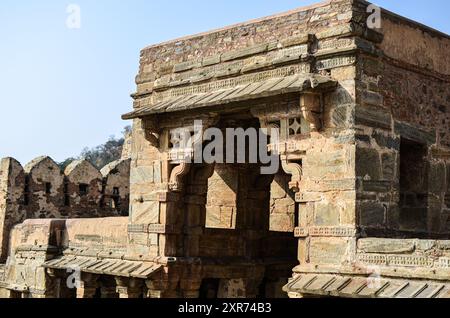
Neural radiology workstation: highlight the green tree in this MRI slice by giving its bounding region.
[59,126,131,170]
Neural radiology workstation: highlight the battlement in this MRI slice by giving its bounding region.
[0,156,130,262]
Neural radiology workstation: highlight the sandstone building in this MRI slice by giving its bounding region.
[1,0,449,298]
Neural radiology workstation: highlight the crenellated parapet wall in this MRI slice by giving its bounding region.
[0,156,131,262]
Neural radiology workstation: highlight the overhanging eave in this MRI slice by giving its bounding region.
[122,74,336,120]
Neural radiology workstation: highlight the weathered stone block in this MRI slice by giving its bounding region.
[131,201,159,224]
[355,106,392,130]
[358,238,415,254]
[306,150,346,178]
[399,207,427,232]
[395,121,436,145]
[382,152,397,181]
[130,166,154,185]
[429,162,446,195]
[270,213,295,232]
[356,148,381,179]
[314,202,340,226]
[363,180,391,193]
[373,131,400,150]
[309,238,349,265]
[359,201,385,227]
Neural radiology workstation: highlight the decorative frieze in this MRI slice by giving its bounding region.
[148,224,179,234]
[317,38,355,52]
[295,192,322,203]
[437,258,450,269]
[154,64,310,103]
[389,255,434,268]
[316,56,356,70]
[309,226,357,237]
[128,224,147,233]
[357,253,388,266]
[128,224,177,234]
[358,253,436,268]
[295,226,357,238]
[294,227,309,238]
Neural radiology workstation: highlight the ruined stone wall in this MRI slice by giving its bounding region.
[0,158,26,262]
[64,160,103,218]
[354,3,450,238]
[101,160,131,217]
[1,217,128,298]
[2,219,65,297]
[23,156,65,219]
[0,157,131,263]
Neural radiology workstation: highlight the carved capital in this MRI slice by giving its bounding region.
[281,160,302,193]
[300,94,322,132]
[141,118,160,147]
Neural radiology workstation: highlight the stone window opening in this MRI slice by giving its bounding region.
[111,197,121,210]
[45,182,52,195]
[79,183,89,196]
[111,187,121,210]
[399,138,429,233]
[24,175,30,206]
[63,180,70,207]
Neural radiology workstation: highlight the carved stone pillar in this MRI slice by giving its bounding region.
[217,277,264,299]
[76,281,98,299]
[75,273,99,298]
[184,164,215,257]
[145,278,179,298]
[115,277,144,299]
[101,286,118,298]
[180,278,202,299]
[300,93,322,132]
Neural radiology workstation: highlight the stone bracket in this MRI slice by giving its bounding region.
[281,160,302,193]
[300,93,322,132]
[169,162,191,192]
[142,118,161,147]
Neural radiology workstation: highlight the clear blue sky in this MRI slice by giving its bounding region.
[0,0,449,165]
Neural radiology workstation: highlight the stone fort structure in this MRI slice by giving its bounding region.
[1,0,449,298]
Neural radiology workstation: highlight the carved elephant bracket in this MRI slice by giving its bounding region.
[141,118,160,148]
[300,93,322,132]
[169,162,191,192]
[281,160,303,193]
